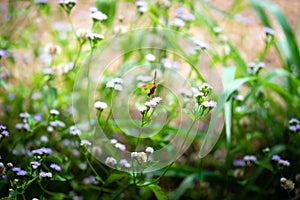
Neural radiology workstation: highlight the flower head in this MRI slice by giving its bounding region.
[30,161,41,169]
[39,171,52,178]
[120,159,131,168]
[105,157,117,166]
[50,163,62,171]
[94,101,108,111]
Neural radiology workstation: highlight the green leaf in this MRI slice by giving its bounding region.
[222,66,236,148]
[170,174,197,200]
[41,85,58,109]
[148,184,168,200]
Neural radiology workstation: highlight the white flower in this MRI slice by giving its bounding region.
[110,138,117,144]
[114,84,123,91]
[202,100,217,108]
[138,105,148,113]
[105,157,117,166]
[173,18,185,27]
[70,125,81,136]
[145,147,154,154]
[135,152,147,164]
[131,152,138,158]
[86,33,104,41]
[106,81,115,88]
[145,53,156,62]
[90,10,108,21]
[94,101,107,110]
[80,139,92,146]
[50,109,60,116]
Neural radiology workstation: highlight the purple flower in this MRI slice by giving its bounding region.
[115,143,126,151]
[120,159,131,168]
[31,147,52,155]
[263,27,275,35]
[34,113,43,121]
[30,161,41,169]
[50,163,62,171]
[233,159,246,167]
[271,155,281,162]
[17,170,27,176]
[12,167,21,172]
[39,171,52,178]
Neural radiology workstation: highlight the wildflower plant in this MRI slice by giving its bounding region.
[0,0,300,199]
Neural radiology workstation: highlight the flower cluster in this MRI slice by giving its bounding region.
[131,146,154,164]
[94,101,108,111]
[233,155,257,167]
[271,155,290,167]
[39,171,52,178]
[145,97,162,108]
[289,118,300,132]
[0,162,13,177]
[58,0,77,14]
[90,7,107,22]
[12,167,27,176]
[31,147,53,156]
[110,138,126,151]
[86,33,104,48]
[0,124,9,140]
[69,125,81,136]
[247,62,265,75]
[106,78,123,91]
[135,0,147,14]
[280,177,295,192]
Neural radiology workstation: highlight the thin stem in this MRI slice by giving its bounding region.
[85,153,105,184]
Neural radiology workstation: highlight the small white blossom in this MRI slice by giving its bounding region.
[94,101,108,110]
[90,10,107,21]
[135,152,147,164]
[110,138,117,144]
[70,125,81,136]
[80,139,92,146]
[114,84,123,91]
[173,18,185,27]
[138,105,148,113]
[145,53,156,62]
[105,157,117,166]
[145,147,154,154]
[131,152,138,158]
[201,100,217,108]
[50,109,60,116]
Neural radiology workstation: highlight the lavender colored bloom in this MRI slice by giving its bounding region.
[39,171,52,178]
[30,161,41,169]
[50,163,62,171]
[15,123,23,130]
[32,147,53,155]
[12,167,21,172]
[115,143,126,151]
[263,27,275,35]
[173,18,185,27]
[19,112,29,119]
[233,159,246,167]
[34,113,43,121]
[16,170,27,176]
[271,155,281,162]
[289,125,298,132]
[83,175,99,185]
[120,159,131,168]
